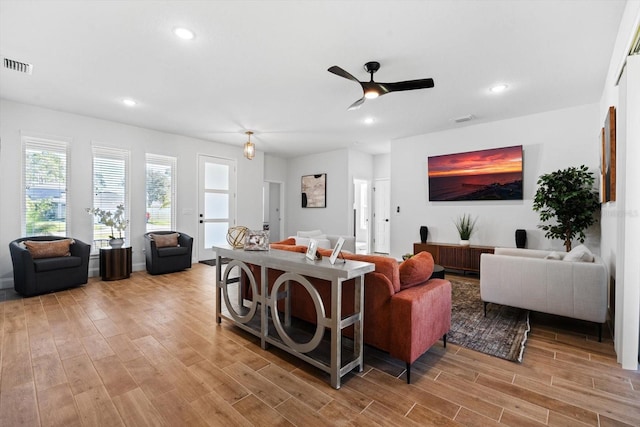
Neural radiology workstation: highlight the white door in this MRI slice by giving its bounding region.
[374,178,390,253]
[354,179,370,254]
[198,155,236,261]
[268,182,282,242]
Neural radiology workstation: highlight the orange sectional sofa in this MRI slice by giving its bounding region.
[246,238,452,383]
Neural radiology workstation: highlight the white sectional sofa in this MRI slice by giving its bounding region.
[290,230,356,253]
[480,246,608,341]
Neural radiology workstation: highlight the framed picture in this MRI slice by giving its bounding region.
[329,237,346,265]
[244,230,269,251]
[301,173,326,208]
[305,238,319,261]
[601,106,616,203]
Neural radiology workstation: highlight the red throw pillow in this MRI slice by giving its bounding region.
[399,251,434,290]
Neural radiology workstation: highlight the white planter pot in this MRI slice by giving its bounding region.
[109,238,124,249]
[459,240,470,246]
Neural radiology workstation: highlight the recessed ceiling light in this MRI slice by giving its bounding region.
[364,117,375,125]
[122,98,137,107]
[489,84,509,93]
[173,27,195,40]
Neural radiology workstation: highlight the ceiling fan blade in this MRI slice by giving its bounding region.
[328,66,362,84]
[383,78,435,92]
[347,97,365,111]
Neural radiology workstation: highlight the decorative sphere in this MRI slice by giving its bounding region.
[227,226,249,248]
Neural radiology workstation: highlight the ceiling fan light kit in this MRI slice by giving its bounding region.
[328,60,434,110]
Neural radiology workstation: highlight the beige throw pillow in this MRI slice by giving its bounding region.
[151,233,180,248]
[24,239,74,259]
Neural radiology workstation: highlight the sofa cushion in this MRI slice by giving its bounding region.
[24,239,74,259]
[564,244,594,262]
[276,237,297,246]
[150,233,180,248]
[33,256,82,272]
[157,246,190,257]
[399,251,435,290]
[297,229,323,238]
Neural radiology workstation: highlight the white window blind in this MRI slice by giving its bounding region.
[145,154,176,232]
[92,147,129,247]
[22,137,68,236]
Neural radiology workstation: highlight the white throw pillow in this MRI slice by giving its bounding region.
[297,230,323,238]
[294,236,331,249]
[563,244,594,262]
[315,238,332,249]
[544,251,562,260]
[294,236,311,247]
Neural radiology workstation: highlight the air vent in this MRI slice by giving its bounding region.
[3,57,33,74]
[454,114,474,123]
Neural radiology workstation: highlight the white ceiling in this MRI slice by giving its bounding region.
[0,0,627,158]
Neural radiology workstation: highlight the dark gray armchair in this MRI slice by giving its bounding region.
[144,231,193,275]
[9,236,91,297]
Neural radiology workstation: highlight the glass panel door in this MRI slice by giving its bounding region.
[198,155,236,260]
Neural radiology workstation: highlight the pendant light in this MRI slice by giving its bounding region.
[243,131,255,160]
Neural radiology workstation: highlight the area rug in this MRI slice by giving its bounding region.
[448,279,530,362]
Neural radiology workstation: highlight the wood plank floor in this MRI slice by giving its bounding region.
[1,264,639,426]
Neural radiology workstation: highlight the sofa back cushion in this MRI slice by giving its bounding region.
[399,251,434,290]
[297,230,323,238]
[24,239,74,259]
[340,252,401,293]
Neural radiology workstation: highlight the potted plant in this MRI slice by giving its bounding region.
[454,213,477,246]
[86,204,129,248]
[533,165,599,251]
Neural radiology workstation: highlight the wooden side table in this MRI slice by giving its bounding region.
[99,247,132,281]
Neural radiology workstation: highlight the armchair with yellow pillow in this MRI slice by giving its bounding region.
[9,236,91,297]
[144,231,193,275]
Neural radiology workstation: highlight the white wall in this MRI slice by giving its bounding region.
[285,149,349,237]
[0,100,264,287]
[373,153,391,179]
[390,103,601,259]
[598,0,640,369]
[264,153,288,183]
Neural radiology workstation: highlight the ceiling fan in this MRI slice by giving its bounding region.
[328,61,435,110]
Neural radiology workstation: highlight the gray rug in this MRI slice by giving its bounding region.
[448,280,529,362]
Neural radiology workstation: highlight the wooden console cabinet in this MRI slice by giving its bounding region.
[413,242,494,274]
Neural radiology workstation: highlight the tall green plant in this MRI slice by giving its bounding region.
[533,165,599,251]
[454,213,477,240]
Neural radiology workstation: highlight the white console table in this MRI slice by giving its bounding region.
[213,245,374,389]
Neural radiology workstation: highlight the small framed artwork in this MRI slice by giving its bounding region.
[329,237,346,265]
[601,106,616,203]
[301,173,326,208]
[305,238,319,261]
[244,230,269,251]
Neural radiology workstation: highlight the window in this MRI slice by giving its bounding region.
[22,137,68,236]
[146,154,176,232]
[92,147,129,247]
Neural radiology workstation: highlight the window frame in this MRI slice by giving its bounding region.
[145,153,177,233]
[21,135,69,237]
[91,146,130,250]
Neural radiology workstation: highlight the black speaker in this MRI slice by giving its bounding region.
[515,229,527,248]
[419,226,428,243]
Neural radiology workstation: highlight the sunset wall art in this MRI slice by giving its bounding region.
[428,145,523,201]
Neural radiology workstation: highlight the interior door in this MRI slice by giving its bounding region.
[374,178,390,253]
[354,179,370,254]
[198,155,236,261]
